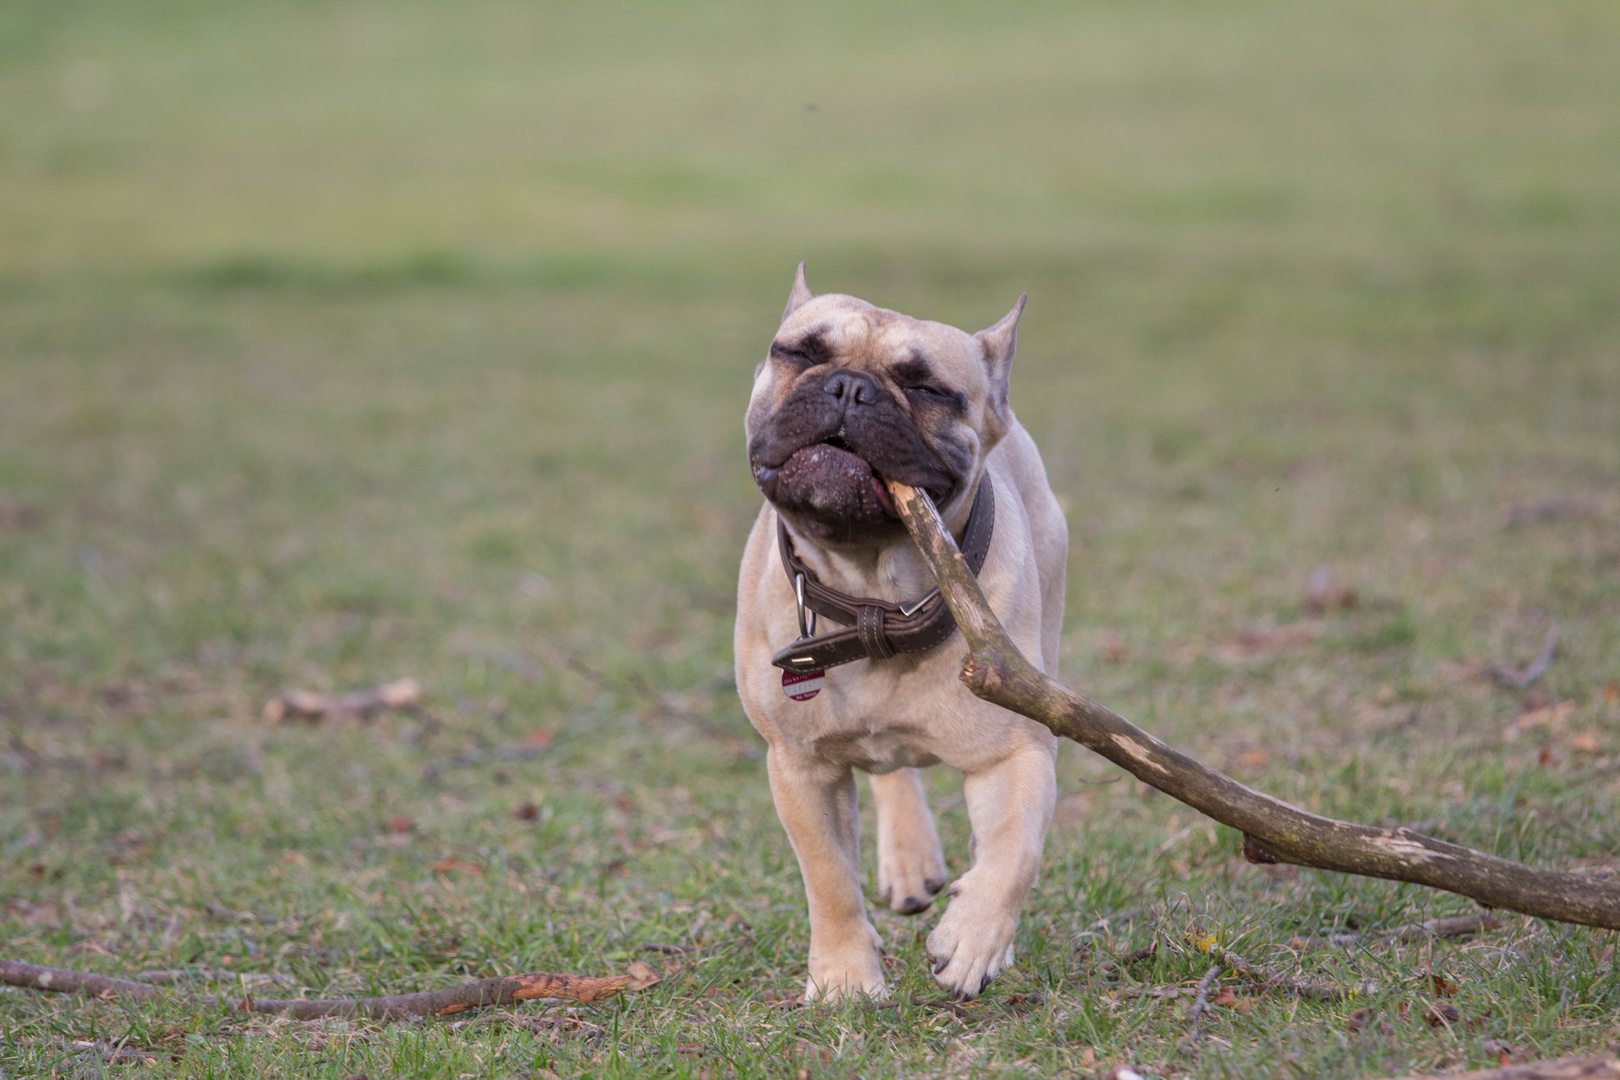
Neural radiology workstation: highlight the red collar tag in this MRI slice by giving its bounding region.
[781,668,824,701]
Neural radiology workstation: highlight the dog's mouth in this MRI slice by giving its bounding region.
[751,440,954,530]
[752,441,897,520]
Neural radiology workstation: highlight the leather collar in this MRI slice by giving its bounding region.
[771,474,995,674]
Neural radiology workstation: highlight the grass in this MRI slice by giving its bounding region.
[2,0,1619,1075]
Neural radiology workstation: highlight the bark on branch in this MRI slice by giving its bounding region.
[886,481,1620,931]
[0,958,628,1019]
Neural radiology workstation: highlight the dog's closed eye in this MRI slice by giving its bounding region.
[892,357,965,411]
[900,380,966,412]
[770,330,834,368]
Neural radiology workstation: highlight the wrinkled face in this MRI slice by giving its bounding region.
[746,279,1020,546]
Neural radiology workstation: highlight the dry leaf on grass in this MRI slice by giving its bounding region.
[1504,700,1574,742]
[1423,1001,1461,1027]
[1215,622,1317,662]
[430,858,482,877]
[625,960,662,990]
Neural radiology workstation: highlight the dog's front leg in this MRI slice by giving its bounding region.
[869,768,947,914]
[766,748,886,1000]
[926,743,1056,999]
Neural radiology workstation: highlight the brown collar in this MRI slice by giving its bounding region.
[772,475,995,674]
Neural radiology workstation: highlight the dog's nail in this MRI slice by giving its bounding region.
[979,974,991,994]
[933,957,949,975]
[898,895,931,915]
[924,878,945,896]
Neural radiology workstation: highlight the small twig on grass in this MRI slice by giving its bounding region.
[1206,946,1347,1001]
[1117,985,1195,1001]
[262,678,422,723]
[1486,624,1560,690]
[637,942,686,955]
[887,481,1620,931]
[0,959,162,1002]
[1098,940,1158,973]
[1182,963,1221,1049]
[1287,914,1500,950]
[0,957,629,1020]
[1372,1053,1619,1080]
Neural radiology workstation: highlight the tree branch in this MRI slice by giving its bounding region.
[886,481,1620,931]
[0,958,628,1019]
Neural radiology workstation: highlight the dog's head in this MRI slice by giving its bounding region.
[746,264,1024,546]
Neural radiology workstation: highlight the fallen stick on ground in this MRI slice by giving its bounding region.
[885,481,1620,931]
[1182,963,1221,1045]
[1098,941,1158,972]
[1206,946,1345,1001]
[262,678,422,723]
[0,958,628,1019]
[1287,914,1500,950]
[1486,623,1560,690]
[1374,1055,1619,1080]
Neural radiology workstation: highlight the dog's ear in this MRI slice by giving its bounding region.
[782,261,814,322]
[974,293,1026,417]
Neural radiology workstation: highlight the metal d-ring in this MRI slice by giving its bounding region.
[794,573,817,640]
[899,589,939,618]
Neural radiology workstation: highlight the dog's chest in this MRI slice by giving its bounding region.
[770,659,972,773]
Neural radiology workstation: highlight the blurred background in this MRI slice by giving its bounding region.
[2,2,1617,1075]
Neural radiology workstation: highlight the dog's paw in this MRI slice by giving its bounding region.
[804,957,888,1002]
[805,924,887,1002]
[877,843,947,916]
[924,884,1018,999]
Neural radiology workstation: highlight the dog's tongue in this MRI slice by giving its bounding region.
[776,443,897,519]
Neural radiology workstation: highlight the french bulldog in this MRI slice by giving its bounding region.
[734,264,1068,1000]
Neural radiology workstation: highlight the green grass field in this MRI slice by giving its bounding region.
[3,1,1618,1076]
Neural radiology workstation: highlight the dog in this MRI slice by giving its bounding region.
[734,264,1068,1000]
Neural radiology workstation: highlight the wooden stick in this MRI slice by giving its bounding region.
[1287,914,1500,950]
[1487,623,1559,689]
[885,481,1620,931]
[1206,946,1345,1001]
[232,972,630,1019]
[0,958,628,1019]
[0,960,162,1002]
[1183,963,1221,1044]
[1372,1055,1618,1080]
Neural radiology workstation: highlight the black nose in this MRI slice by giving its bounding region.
[823,370,879,406]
